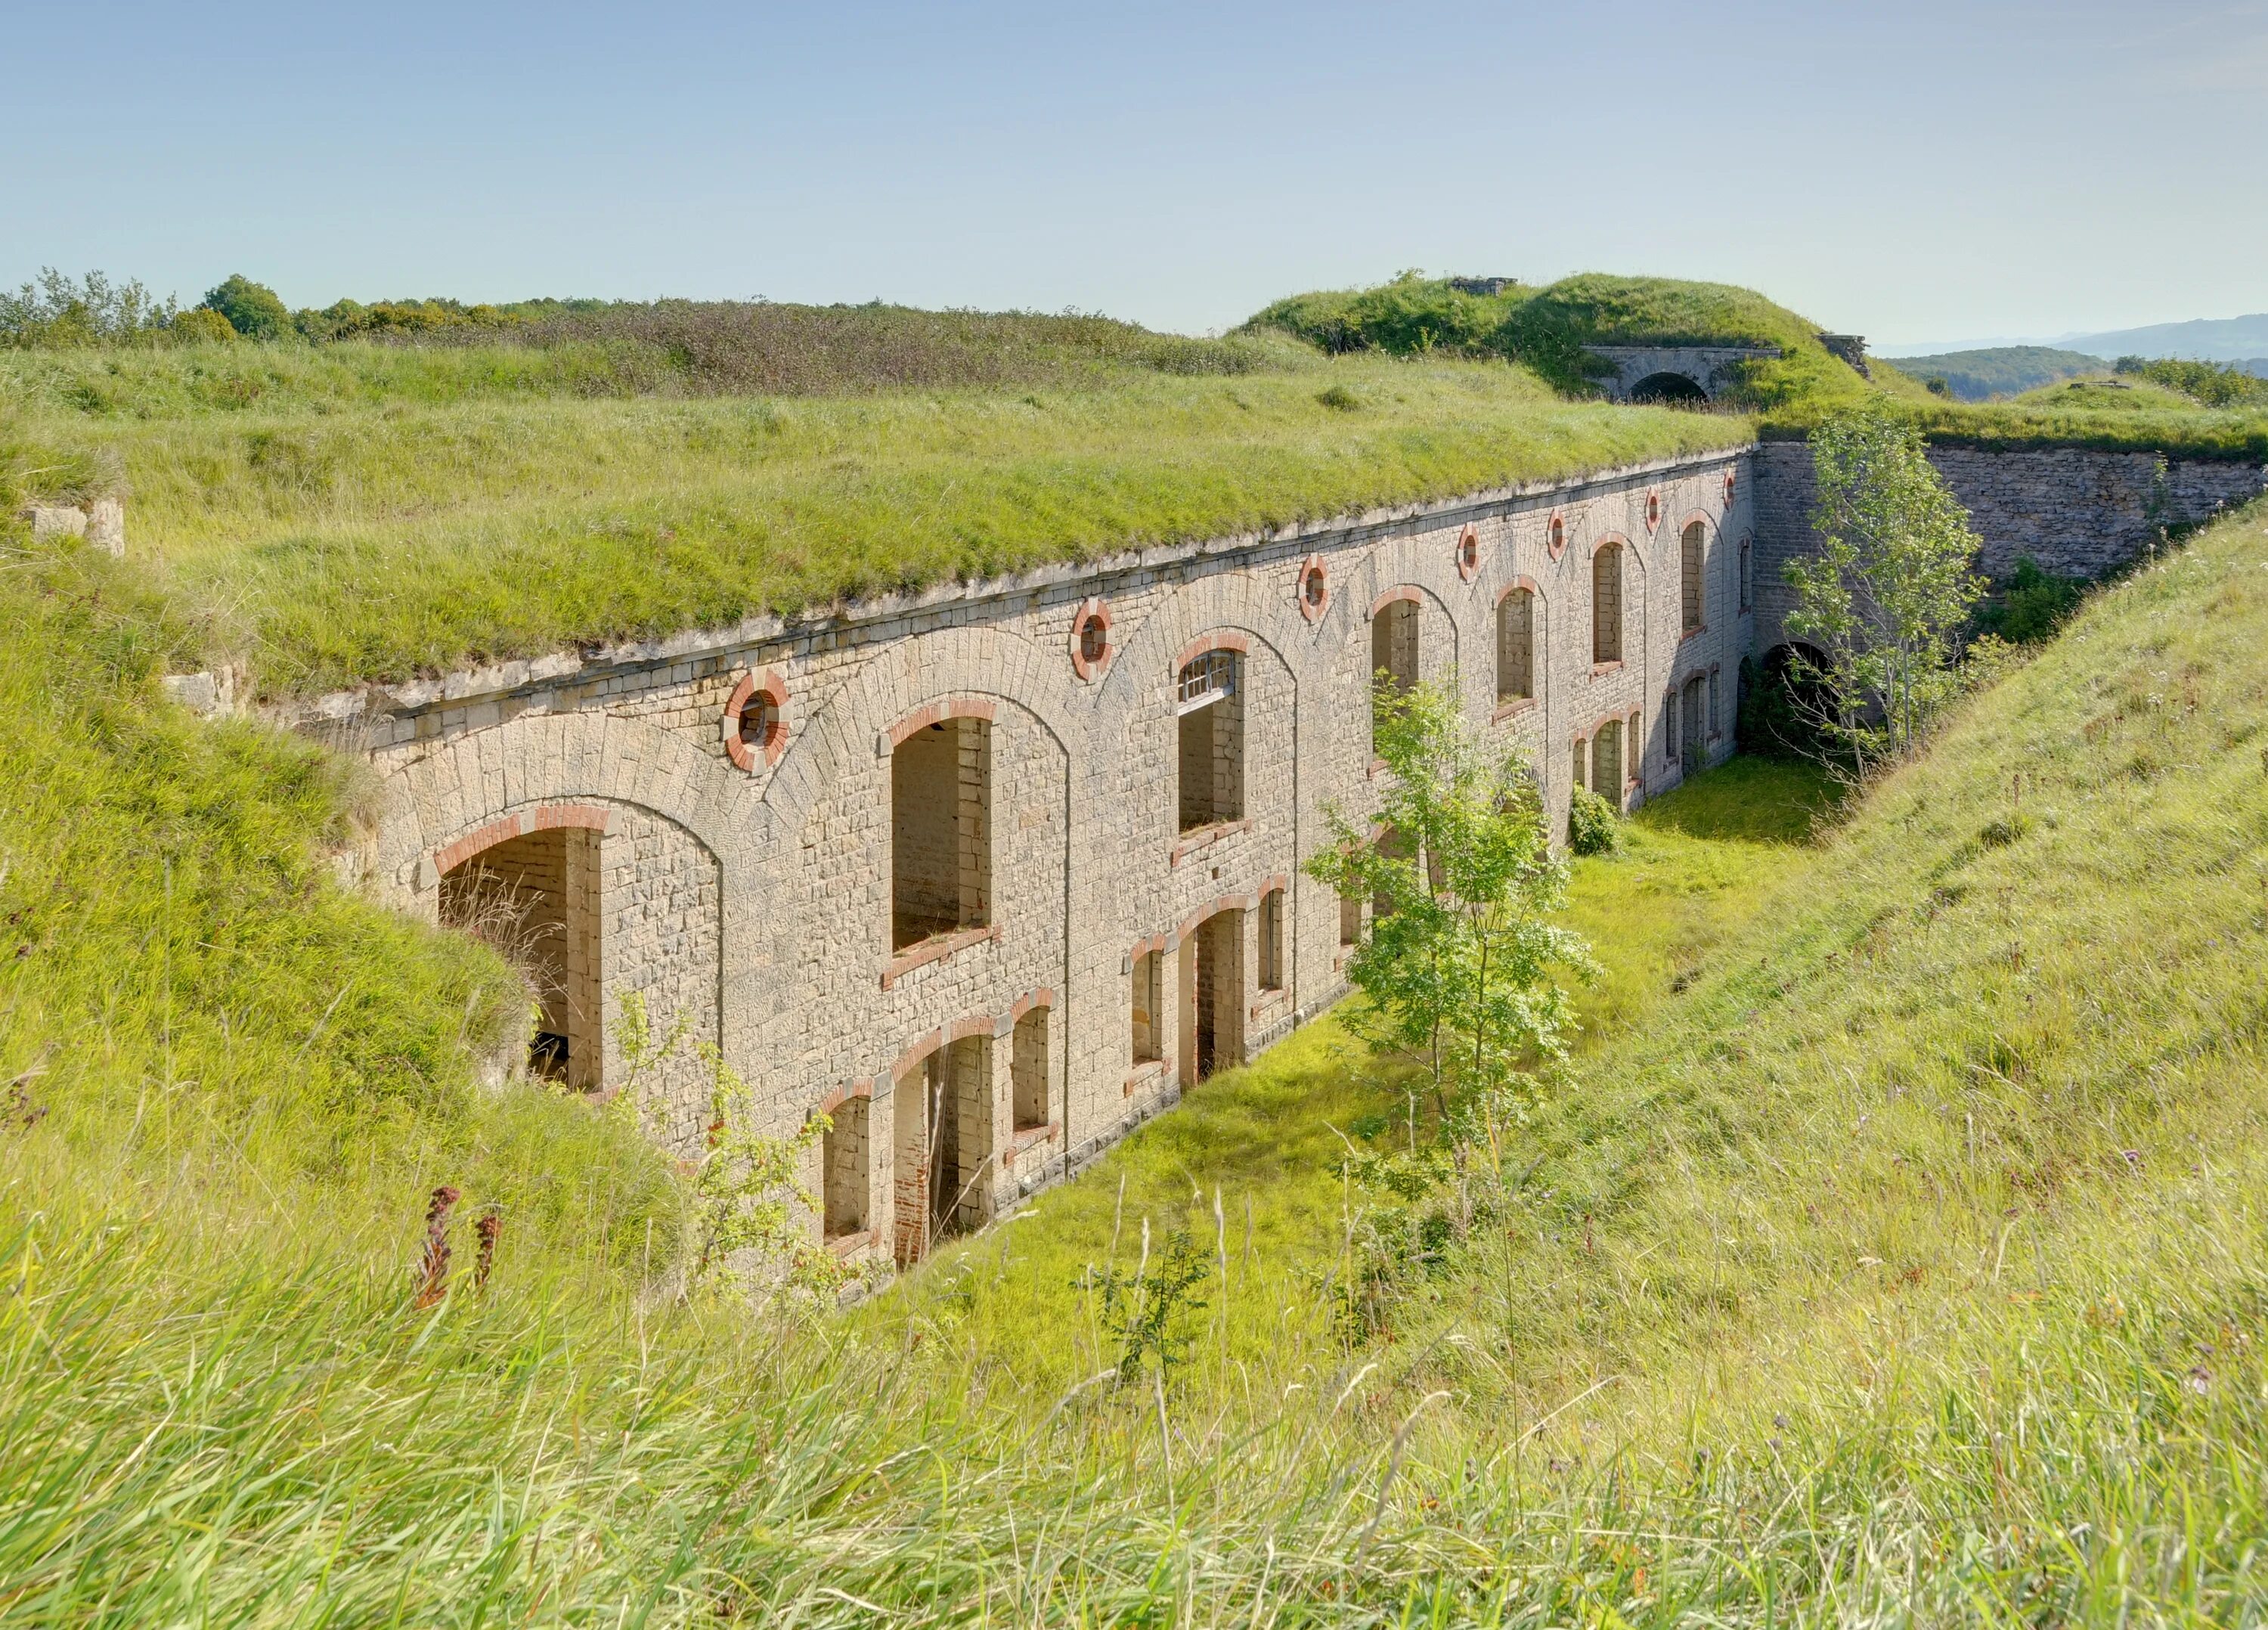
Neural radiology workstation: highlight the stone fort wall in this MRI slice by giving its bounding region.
[312,447,1755,1267]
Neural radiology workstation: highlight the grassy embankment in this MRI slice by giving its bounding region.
[11,495,2268,1620]
[2,339,1744,699]
[1247,271,2268,465]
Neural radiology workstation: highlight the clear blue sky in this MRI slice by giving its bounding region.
[9,0,2264,347]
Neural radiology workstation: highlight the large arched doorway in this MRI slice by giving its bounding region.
[1630,371,1709,406]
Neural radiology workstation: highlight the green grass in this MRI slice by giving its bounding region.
[1244,271,1876,409]
[861,758,1838,1390]
[5,351,1748,698]
[11,495,2268,1620]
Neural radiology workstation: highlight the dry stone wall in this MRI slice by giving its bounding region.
[321,450,1753,1268]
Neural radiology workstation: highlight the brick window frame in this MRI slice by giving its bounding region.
[883,696,998,751]
[1455,522,1481,582]
[433,800,614,878]
[1679,512,1713,640]
[1723,466,1738,507]
[1547,510,1568,561]
[1296,553,1330,623]
[1645,487,1662,532]
[1494,575,1541,716]
[1069,597,1114,682]
[723,668,790,771]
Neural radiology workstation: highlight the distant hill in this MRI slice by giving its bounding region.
[1879,346,2106,401]
[2062,313,2268,364]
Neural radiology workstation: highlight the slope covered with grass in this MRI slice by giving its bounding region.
[6,347,1746,699]
[8,495,2268,1622]
[1244,271,1875,410]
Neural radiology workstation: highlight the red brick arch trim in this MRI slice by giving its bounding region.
[1678,510,1715,539]
[723,667,790,771]
[1645,488,1663,532]
[1455,522,1482,582]
[1369,585,1424,619]
[1069,597,1114,682]
[435,801,614,877]
[1173,629,1251,672]
[1591,531,1631,558]
[1495,575,1542,606]
[885,696,999,751]
[1297,553,1331,622]
[1007,986,1055,1024]
[816,1078,875,1117]
[1546,510,1569,561]
[1723,466,1738,506]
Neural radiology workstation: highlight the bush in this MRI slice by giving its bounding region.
[167,307,238,346]
[1568,786,1619,854]
[201,274,292,339]
[1974,556,2087,643]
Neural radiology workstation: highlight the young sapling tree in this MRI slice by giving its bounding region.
[1785,404,1985,768]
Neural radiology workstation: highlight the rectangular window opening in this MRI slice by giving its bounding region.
[823,1095,869,1239]
[1259,888,1285,991]
[1177,652,1244,832]
[1012,1006,1050,1132]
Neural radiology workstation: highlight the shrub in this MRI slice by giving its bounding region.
[1315,384,1361,411]
[200,274,292,339]
[1975,556,2087,643]
[167,307,238,346]
[1567,786,1619,855]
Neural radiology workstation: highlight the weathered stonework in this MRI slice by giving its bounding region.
[1752,440,2268,652]
[1584,346,1781,403]
[302,449,1752,1268]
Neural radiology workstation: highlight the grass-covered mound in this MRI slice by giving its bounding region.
[7,354,1747,697]
[1244,271,1873,409]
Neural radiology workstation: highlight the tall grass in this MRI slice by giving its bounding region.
[10,483,2268,1620]
[14,359,1746,696]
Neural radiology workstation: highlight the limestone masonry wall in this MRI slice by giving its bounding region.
[318,448,1751,1269]
[301,432,2265,1269]
[1752,440,2266,652]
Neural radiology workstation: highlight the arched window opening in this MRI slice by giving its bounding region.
[1180,908,1244,1086]
[440,826,603,1092]
[1371,597,1419,749]
[1571,736,1587,792]
[823,1096,869,1240]
[892,715,990,950]
[1738,538,1753,612]
[1681,522,1706,634]
[1591,544,1624,665]
[1496,588,1534,703]
[1681,674,1706,767]
[1131,950,1165,1064]
[1259,888,1285,991]
[1012,1006,1050,1133]
[1177,649,1244,832]
[1592,718,1624,799]
[894,1035,990,1266]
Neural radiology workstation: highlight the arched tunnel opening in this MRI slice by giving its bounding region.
[1629,370,1709,406]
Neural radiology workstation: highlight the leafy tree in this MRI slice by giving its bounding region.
[200,274,292,339]
[1305,680,1593,1237]
[609,992,846,1309]
[1,268,175,348]
[1784,405,1985,767]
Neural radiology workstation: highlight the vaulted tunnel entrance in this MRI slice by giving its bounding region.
[1630,370,1709,406]
[438,826,601,1090]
